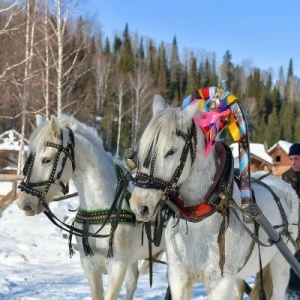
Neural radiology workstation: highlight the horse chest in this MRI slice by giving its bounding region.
[165,221,220,270]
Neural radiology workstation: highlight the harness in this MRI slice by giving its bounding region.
[167,142,234,222]
[18,127,136,258]
[135,123,197,193]
[133,118,294,277]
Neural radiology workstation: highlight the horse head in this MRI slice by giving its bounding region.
[17,115,75,216]
[130,95,202,222]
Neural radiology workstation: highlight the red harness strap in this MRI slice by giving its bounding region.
[176,196,213,219]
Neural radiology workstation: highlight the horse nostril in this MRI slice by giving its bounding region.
[140,205,149,216]
[24,204,34,211]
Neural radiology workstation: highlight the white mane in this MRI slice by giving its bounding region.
[58,114,104,151]
[138,107,190,165]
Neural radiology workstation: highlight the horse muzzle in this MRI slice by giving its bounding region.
[17,194,44,216]
[129,189,162,222]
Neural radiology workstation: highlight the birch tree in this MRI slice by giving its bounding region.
[129,62,154,147]
[112,72,129,158]
[48,0,90,116]
[18,0,37,174]
[0,1,24,80]
[92,35,112,121]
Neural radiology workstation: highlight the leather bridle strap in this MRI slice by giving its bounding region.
[134,123,196,193]
[19,128,75,198]
[42,167,134,239]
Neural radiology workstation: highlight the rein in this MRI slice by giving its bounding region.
[18,126,135,257]
[134,123,197,246]
[43,164,135,257]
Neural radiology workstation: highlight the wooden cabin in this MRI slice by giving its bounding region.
[230,142,273,173]
[267,140,292,176]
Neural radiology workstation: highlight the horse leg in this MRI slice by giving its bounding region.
[268,250,291,300]
[124,262,139,300]
[105,261,127,300]
[206,276,236,300]
[233,278,246,300]
[81,256,104,300]
[167,265,193,300]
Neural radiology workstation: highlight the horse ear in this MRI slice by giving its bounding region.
[153,94,167,116]
[181,100,201,122]
[35,114,47,127]
[50,115,60,138]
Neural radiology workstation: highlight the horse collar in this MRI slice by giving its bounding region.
[170,142,235,221]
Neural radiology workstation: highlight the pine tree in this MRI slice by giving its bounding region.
[220,50,234,91]
[294,115,300,141]
[186,52,198,94]
[146,40,156,76]
[169,35,181,100]
[280,102,294,141]
[202,58,211,87]
[138,37,144,60]
[276,66,285,99]
[209,53,219,87]
[270,86,282,115]
[104,37,111,56]
[113,35,122,54]
[119,24,134,72]
[265,110,281,148]
[156,42,168,97]
[285,58,295,102]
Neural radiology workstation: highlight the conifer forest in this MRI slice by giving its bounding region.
[1,0,300,157]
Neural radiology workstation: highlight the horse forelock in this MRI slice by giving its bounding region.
[29,123,52,153]
[138,107,188,165]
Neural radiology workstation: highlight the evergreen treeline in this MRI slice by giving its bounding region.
[1,1,300,157]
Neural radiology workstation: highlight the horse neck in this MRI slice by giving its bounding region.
[72,134,117,210]
[179,144,219,206]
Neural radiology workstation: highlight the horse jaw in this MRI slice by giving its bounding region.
[129,187,163,222]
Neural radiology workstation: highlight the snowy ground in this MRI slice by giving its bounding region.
[0,181,298,299]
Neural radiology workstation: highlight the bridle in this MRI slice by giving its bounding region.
[134,123,197,195]
[133,123,197,246]
[18,126,135,255]
[19,128,75,201]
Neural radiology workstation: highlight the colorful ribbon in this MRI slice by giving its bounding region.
[182,86,252,206]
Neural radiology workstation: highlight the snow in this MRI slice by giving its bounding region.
[268,140,293,154]
[0,129,29,151]
[0,133,297,299]
[0,181,255,299]
[230,142,273,164]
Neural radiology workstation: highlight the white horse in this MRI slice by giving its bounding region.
[17,114,164,300]
[129,95,299,300]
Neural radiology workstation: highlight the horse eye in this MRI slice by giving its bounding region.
[42,158,52,164]
[165,149,176,157]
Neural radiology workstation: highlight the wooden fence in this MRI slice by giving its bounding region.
[0,174,23,212]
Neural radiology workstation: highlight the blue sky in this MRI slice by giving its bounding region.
[84,0,300,78]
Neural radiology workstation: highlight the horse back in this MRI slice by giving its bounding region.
[251,172,298,225]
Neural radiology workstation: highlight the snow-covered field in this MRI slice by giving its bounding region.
[0,181,232,300]
[0,181,298,299]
